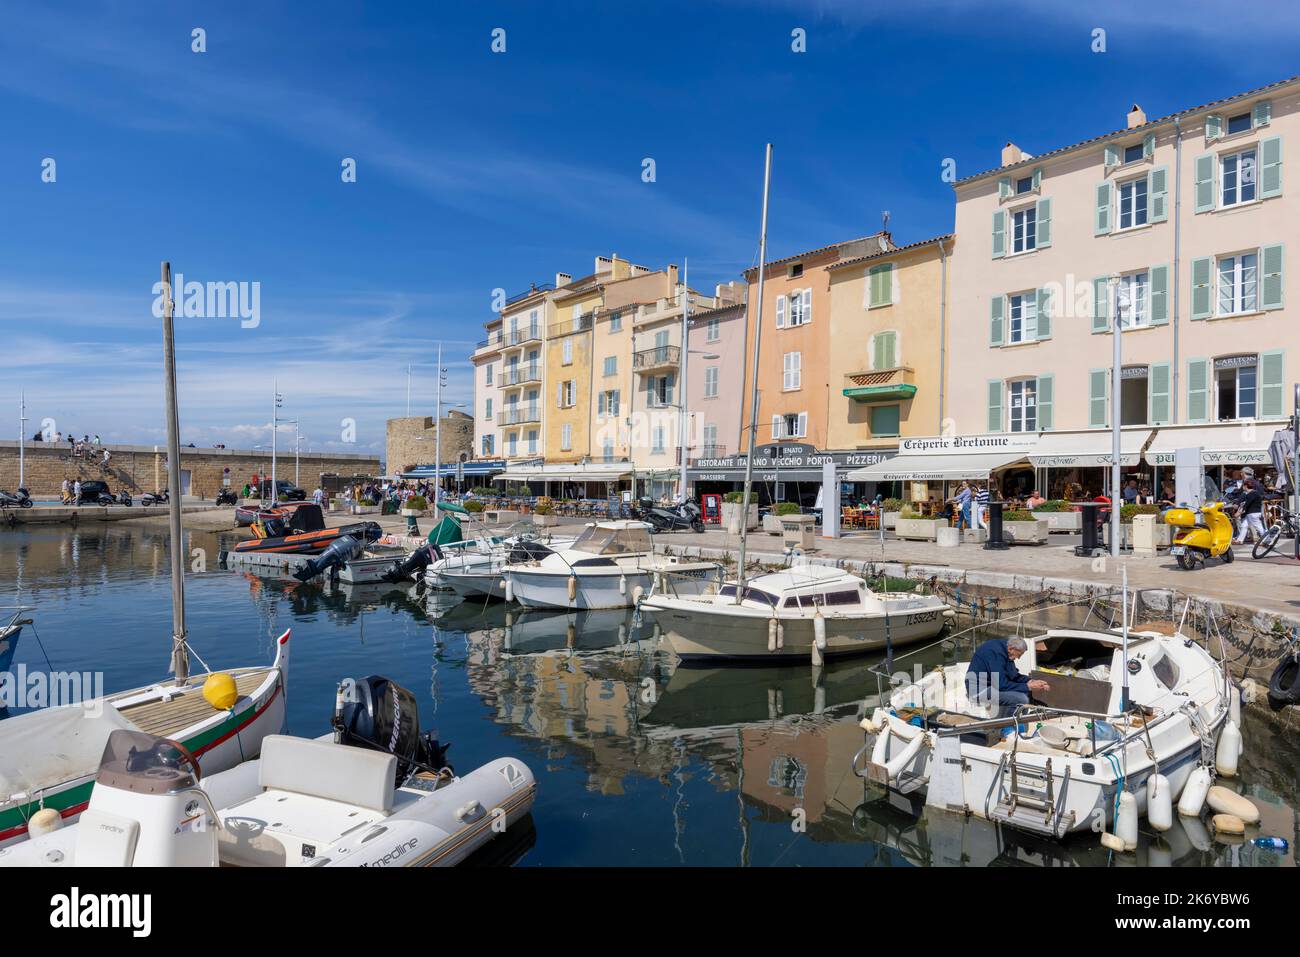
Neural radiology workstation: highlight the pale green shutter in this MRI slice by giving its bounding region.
[869,264,893,307]
[1190,257,1213,319]
[1092,277,1109,333]
[1187,359,1210,423]
[881,332,897,368]
[1148,166,1168,222]
[1094,182,1112,235]
[1036,287,1052,339]
[1037,375,1054,431]
[991,210,1006,259]
[987,380,1003,433]
[1261,350,1285,418]
[1194,154,1215,212]
[1260,136,1283,199]
[1254,100,1272,128]
[1089,370,1108,427]
[1036,198,1052,247]
[1206,114,1222,141]
[1149,363,1171,424]
[1143,132,1155,158]
[1031,166,1042,190]
[1149,264,1169,325]
[1104,144,1119,168]
[1262,244,1285,310]
[989,295,1005,346]
[998,176,1011,199]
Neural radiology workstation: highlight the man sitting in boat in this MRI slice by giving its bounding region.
[966,637,1051,717]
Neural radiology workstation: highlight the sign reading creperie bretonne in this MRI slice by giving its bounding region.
[898,435,1030,454]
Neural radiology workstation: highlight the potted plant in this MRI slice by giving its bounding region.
[1031,498,1082,533]
[881,497,906,530]
[721,490,759,534]
[764,501,801,535]
[533,503,557,527]
[895,507,946,541]
[1001,508,1050,544]
[400,494,428,518]
[464,500,486,514]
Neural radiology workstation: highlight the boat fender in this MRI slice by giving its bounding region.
[619,575,627,596]
[202,672,239,711]
[1178,766,1212,817]
[813,612,827,651]
[503,578,513,603]
[1116,791,1138,851]
[1228,684,1241,726]
[28,808,63,839]
[1266,656,1300,711]
[870,726,890,766]
[454,799,482,822]
[1215,720,1242,778]
[1146,774,1173,832]
[1100,831,1127,853]
[882,731,926,781]
[768,618,777,653]
[567,576,577,603]
[860,717,880,734]
[942,609,956,619]
[1206,785,1260,824]
[1211,813,1246,836]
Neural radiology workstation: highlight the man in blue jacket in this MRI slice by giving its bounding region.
[966,637,1050,716]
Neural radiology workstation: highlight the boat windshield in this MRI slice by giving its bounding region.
[718,584,779,607]
[95,729,198,794]
[573,525,652,555]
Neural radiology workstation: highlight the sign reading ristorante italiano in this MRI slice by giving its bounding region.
[688,442,895,480]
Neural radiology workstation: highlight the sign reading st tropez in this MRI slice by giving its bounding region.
[151,273,261,328]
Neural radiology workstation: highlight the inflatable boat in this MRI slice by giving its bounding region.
[233,503,382,555]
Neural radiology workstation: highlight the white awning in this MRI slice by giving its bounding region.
[1143,423,1282,466]
[846,450,1030,482]
[1026,428,1151,468]
[496,465,629,483]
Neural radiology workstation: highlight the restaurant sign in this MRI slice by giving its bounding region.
[688,442,896,482]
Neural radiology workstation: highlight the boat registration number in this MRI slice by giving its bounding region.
[1170,545,1186,556]
[910,611,939,624]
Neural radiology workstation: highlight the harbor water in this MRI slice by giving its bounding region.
[3,522,1298,867]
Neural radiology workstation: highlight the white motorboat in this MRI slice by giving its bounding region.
[337,543,412,584]
[855,622,1231,839]
[0,676,536,868]
[641,563,953,662]
[501,521,722,610]
[432,535,574,601]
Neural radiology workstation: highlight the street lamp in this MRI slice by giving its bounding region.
[1108,273,1127,559]
[18,391,28,490]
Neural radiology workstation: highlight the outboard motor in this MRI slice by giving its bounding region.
[331,675,450,785]
[381,544,436,583]
[292,534,363,582]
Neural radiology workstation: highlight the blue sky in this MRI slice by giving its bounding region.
[4,0,1298,459]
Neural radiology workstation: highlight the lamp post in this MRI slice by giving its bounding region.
[435,344,444,510]
[270,380,283,504]
[1108,274,1126,559]
[18,391,27,489]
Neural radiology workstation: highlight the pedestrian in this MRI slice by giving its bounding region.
[953,481,972,529]
[975,483,990,530]
[312,486,324,506]
[1234,477,1266,545]
[61,478,70,504]
[73,479,82,505]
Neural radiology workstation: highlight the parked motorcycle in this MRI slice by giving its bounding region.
[633,496,705,533]
[215,487,238,506]
[116,490,133,506]
[141,488,170,507]
[0,488,33,509]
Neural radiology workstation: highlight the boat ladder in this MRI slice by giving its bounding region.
[989,752,1073,837]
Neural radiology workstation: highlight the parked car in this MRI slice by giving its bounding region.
[255,479,306,501]
[76,481,114,505]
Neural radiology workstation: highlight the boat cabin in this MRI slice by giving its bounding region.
[570,521,654,557]
[718,565,866,610]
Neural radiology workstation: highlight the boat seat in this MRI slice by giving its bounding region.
[258,735,397,813]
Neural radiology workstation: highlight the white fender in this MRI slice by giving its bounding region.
[1178,766,1212,817]
[1146,773,1173,832]
[567,576,577,603]
[776,621,784,650]
[503,578,513,603]
[1215,720,1241,778]
[1206,785,1259,824]
[632,585,644,604]
[1228,684,1241,726]
[1116,791,1138,851]
[883,730,926,781]
[768,618,777,653]
[27,808,63,839]
[619,575,627,596]
[870,725,890,766]
[811,612,826,667]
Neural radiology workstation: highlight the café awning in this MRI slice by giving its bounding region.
[846,450,1030,482]
[1143,423,1282,466]
[496,464,629,483]
[1026,428,1151,468]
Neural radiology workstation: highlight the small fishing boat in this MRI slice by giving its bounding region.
[501,521,722,610]
[854,617,1232,840]
[233,507,382,555]
[0,608,30,679]
[0,676,535,867]
[641,563,953,662]
[234,499,318,528]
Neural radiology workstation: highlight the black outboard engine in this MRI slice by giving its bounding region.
[331,675,450,785]
[292,534,363,582]
[381,543,437,583]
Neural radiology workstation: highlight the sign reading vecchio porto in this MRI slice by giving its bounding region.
[688,442,896,482]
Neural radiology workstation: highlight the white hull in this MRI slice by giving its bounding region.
[507,563,720,610]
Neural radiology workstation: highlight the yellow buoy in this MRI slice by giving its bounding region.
[203,672,239,711]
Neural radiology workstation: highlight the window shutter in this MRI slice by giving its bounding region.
[991,210,1006,259]
[771,415,781,440]
[1187,359,1210,423]
[797,412,807,438]
[1031,166,1042,190]
[882,332,897,368]
[1260,136,1283,199]
[556,382,563,407]
[872,334,884,370]
[1205,114,1222,141]
[987,380,1003,433]
[1149,362,1171,424]
[1254,100,1272,128]
[1092,277,1109,333]
[1104,144,1119,168]
[1036,287,1052,339]
[1261,350,1285,418]
[598,392,606,416]
[1190,257,1213,319]
[802,288,812,322]
[1143,132,1155,158]
[1149,264,1169,325]
[776,294,786,328]
[1037,375,1054,431]
[1148,166,1168,222]
[1089,370,1108,427]
[1261,244,1285,310]
[1194,153,1215,212]
[665,371,676,406]
[1094,182,1112,235]
[998,176,1011,199]
[1036,198,1052,248]
[989,295,1005,346]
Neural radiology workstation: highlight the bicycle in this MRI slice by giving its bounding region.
[1251,505,1299,559]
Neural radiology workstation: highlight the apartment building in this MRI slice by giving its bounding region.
[684,282,748,462]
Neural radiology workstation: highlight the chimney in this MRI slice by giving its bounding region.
[1001,142,1023,166]
[608,254,630,281]
[666,264,679,291]
[555,272,572,287]
[1127,103,1146,129]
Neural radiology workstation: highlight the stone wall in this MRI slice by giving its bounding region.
[385,411,474,475]
[0,441,380,499]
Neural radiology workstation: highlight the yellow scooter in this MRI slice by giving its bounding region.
[1165,501,1235,569]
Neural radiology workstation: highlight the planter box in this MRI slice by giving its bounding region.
[1122,522,1171,549]
[961,527,988,544]
[763,514,787,535]
[883,511,901,530]
[721,502,759,534]
[484,508,519,525]
[1033,510,1082,533]
[936,526,961,548]
[533,513,558,527]
[1002,519,1050,544]
[895,517,942,541]
[351,505,380,515]
[400,507,427,518]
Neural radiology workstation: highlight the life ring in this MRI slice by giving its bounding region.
[1267,656,1300,711]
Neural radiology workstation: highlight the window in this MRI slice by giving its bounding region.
[609,312,622,332]
[485,364,494,385]
[602,439,614,462]
[506,433,518,456]
[603,355,617,377]
[1008,293,1038,343]
[1217,253,1258,315]
[702,423,718,452]
[867,264,893,308]
[559,380,575,408]
[527,430,538,455]
[1116,272,1149,327]
[652,427,665,453]
[870,404,900,437]
[1221,149,1257,207]
[484,398,493,420]
[782,412,806,438]
[789,263,804,278]
[1227,112,1252,136]
[597,389,620,418]
[1008,379,1036,432]
[783,352,801,390]
[1012,207,1036,253]
[562,339,573,365]
[871,331,897,369]
[781,288,811,326]
[1015,175,1034,194]
[1216,356,1257,420]
[1120,367,1148,426]
[649,375,673,407]
[705,318,720,341]
[1123,143,1144,164]
[1118,177,1148,229]
[481,435,494,456]
[560,424,572,451]
[704,366,719,398]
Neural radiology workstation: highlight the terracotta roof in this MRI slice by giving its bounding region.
[956,74,1300,188]
[828,234,954,271]
[742,232,893,280]
[689,301,746,322]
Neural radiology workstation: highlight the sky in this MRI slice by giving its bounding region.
[3,0,1299,459]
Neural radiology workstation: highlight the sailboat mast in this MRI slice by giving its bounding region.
[734,144,772,601]
[161,261,190,685]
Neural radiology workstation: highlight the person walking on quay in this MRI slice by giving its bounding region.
[1234,476,1266,545]
[974,483,990,530]
[61,478,70,504]
[312,486,324,506]
[73,479,82,506]
[953,481,973,529]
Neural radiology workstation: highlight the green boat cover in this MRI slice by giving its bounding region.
[428,514,464,546]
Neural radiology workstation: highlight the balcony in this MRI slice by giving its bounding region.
[633,345,681,374]
[499,365,542,388]
[693,444,727,459]
[549,313,593,337]
[842,367,917,402]
[500,327,543,349]
[475,330,504,352]
[497,405,541,426]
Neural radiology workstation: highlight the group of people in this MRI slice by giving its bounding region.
[59,478,101,505]
[945,481,992,530]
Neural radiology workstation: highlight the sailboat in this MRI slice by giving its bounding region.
[0,262,289,847]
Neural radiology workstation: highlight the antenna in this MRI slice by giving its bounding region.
[881,210,891,234]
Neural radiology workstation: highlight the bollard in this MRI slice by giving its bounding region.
[983,501,1009,550]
